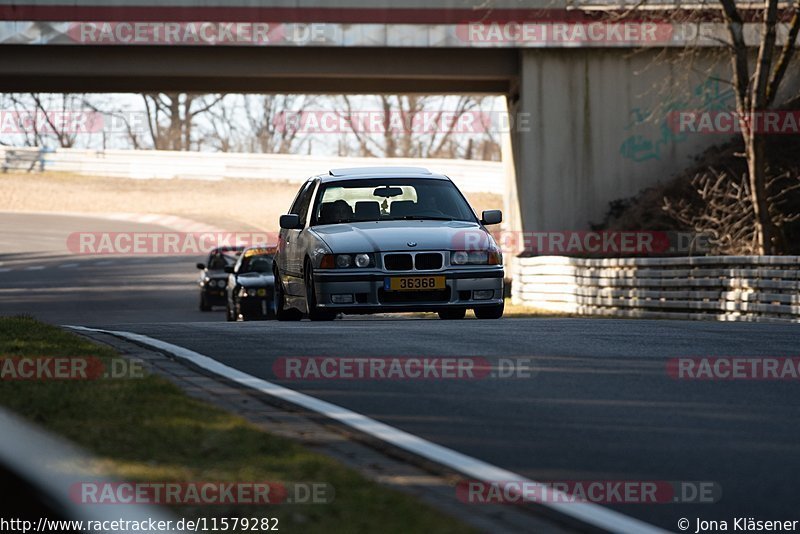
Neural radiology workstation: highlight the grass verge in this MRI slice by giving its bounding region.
[0,316,473,534]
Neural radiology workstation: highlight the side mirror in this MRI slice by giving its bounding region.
[280,214,302,230]
[481,210,503,226]
[196,263,206,270]
[224,266,235,274]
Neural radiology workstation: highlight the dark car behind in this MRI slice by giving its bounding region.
[197,246,245,311]
[225,246,278,321]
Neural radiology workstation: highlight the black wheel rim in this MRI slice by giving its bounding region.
[305,268,316,311]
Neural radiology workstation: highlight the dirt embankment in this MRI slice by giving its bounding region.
[0,172,503,231]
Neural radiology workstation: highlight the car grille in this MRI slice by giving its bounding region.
[378,288,450,303]
[384,254,413,271]
[414,253,443,271]
[383,252,444,271]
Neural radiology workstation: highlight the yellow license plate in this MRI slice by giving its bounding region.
[385,276,446,291]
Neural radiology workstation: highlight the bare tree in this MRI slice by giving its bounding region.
[2,93,91,148]
[336,95,500,160]
[139,93,224,151]
[593,0,800,253]
[203,95,239,153]
[663,163,800,255]
[244,95,315,154]
[717,0,800,253]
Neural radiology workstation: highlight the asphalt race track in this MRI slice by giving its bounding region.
[3,212,800,533]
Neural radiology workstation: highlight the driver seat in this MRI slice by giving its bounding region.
[354,201,381,221]
[390,200,416,217]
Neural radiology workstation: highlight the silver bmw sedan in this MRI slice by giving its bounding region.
[274,167,505,321]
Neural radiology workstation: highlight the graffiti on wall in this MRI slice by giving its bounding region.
[619,78,735,162]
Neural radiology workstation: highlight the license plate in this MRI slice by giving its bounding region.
[385,276,445,291]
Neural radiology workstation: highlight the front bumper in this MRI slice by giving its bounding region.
[313,268,504,313]
[201,285,227,305]
[238,295,275,318]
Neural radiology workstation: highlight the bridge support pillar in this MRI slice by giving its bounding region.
[507,48,729,235]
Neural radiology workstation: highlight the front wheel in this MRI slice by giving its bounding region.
[474,302,505,320]
[274,270,303,321]
[199,293,212,312]
[235,301,250,322]
[305,262,337,321]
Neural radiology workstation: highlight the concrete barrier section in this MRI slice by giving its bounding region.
[512,255,800,323]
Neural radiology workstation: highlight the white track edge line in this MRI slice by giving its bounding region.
[66,325,668,534]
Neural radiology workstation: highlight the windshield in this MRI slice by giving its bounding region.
[312,178,477,225]
[207,249,241,270]
[238,254,274,274]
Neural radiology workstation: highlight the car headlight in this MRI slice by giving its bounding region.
[354,253,371,268]
[468,251,489,264]
[320,254,374,269]
[451,251,469,265]
[451,250,502,266]
[216,279,227,288]
[240,287,267,297]
[336,255,352,268]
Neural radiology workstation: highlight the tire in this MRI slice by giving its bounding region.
[235,301,248,322]
[199,293,212,312]
[438,308,467,320]
[474,302,505,320]
[274,270,303,322]
[305,261,337,321]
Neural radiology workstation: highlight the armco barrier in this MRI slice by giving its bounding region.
[512,256,800,323]
[0,147,503,193]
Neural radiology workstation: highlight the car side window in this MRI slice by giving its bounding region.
[291,180,317,227]
[208,253,226,270]
[288,182,311,215]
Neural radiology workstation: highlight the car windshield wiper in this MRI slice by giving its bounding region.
[391,215,455,221]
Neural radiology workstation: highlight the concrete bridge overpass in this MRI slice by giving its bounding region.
[1,0,795,234]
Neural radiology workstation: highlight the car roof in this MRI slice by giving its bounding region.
[211,246,245,254]
[317,166,451,183]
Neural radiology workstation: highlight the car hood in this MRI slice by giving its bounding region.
[311,220,491,253]
[235,273,275,287]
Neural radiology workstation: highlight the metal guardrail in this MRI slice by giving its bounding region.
[512,256,800,323]
[1,148,47,173]
[0,407,180,533]
[0,147,504,194]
